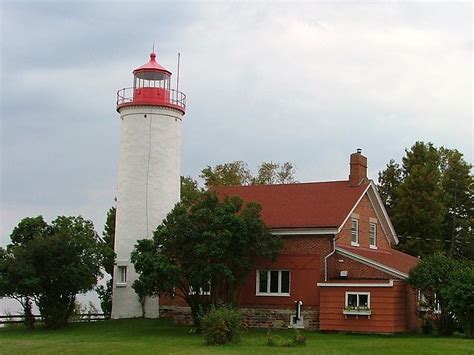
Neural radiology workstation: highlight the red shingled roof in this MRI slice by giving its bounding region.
[337,245,419,276]
[216,181,368,229]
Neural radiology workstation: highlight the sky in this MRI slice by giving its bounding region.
[1,1,472,247]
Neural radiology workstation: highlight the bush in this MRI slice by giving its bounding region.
[201,306,244,345]
[267,329,307,347]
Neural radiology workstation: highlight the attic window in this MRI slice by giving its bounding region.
[351,219,359,246]
[369,223,377,249]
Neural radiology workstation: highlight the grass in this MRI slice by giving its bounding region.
[0,318,473,354]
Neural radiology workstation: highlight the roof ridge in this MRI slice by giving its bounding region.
[217,179,361,189]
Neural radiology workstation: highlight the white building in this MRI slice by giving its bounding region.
[111,52,186,318]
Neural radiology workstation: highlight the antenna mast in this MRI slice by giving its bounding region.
[176,52,181,93]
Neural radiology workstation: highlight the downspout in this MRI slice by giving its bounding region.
[324,236,336,282]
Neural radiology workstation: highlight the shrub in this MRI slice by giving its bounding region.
[267,329,307,347]
[201,306,243,345]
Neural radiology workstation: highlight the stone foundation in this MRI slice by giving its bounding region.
[159,305,193,325]
[241,306,319,330]
[159,305,319,330]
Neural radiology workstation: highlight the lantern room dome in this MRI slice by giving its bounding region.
[133,52,172,80]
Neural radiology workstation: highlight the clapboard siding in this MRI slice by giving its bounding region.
[319,280,409,333]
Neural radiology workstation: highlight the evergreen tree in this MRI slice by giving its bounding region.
[377,159,402,216]
[378,142,473,259]
[439,148,474,259]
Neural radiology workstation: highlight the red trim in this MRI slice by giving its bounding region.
[116,102,185,114]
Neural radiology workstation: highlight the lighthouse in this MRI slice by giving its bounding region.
[112,51,186,318]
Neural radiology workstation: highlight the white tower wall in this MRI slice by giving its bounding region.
[111,105,183,319]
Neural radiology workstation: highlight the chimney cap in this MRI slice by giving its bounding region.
[356,148,362,154]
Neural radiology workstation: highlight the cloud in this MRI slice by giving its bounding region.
[1,1,472,244]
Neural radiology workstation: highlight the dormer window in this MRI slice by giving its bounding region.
[351,219,359,246]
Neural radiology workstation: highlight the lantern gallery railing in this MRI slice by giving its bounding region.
[116,87,186,110]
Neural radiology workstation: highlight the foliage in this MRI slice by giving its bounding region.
[1,215,104,329]
[200,306,244,345]
[96,280,113,318]
[200,161,252,188]
[0,216,50,329]
[378,142,473,259]
[377,159,402,216]
[442,267,474,337]
[131,191,282,326]
[438,148,474,259]
[95,206,116,318]
[407,253,470,336]
[343,305,371,312]
[252,161,296,185]
[101,206,116,277]
[181,176,202,205]
[200,161,296,188]
[267,329,307,347]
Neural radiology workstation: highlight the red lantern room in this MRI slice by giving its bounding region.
[116,52,186,114]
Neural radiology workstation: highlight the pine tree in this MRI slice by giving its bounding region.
[377,159,402,216]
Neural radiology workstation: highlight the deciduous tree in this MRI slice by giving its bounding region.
[131,192,282,326]
[408,253,472,337]
[1,216,104,329]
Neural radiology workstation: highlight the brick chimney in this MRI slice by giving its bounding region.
[349,149,367,186]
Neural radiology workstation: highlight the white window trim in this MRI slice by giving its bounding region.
[369,222,377,249]
[345,291,371,308]
[351,218,359,246]
[189,283,211,296]
[256,270,291,296]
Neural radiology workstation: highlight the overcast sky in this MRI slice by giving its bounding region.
[1,1,472,246]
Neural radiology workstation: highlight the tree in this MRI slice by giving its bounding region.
[131,191,282,326]
[96,206,116,317]
[200,161,252,188]
[200,161,296,188]
[252,161,296,185]
[407,253,467,336]
[439,148,474,259]
[102,206,116,277]
[377,159,402,216]
[378,142,473,259]
[181,175,202,205]
[443,266,474,338]
[1,216,104,329]
[0,216,50,329]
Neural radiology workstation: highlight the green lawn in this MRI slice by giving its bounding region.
[0,318,472,354]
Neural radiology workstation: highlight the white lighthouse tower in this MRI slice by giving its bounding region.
[112,51,186,318]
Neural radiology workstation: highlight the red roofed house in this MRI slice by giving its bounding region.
[160,151,420,333]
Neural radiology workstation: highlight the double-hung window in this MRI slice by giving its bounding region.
[369,223,377,248]
[257,270,290,296]
[351,219,359,246]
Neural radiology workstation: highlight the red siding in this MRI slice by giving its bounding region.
[319,281,409,333]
